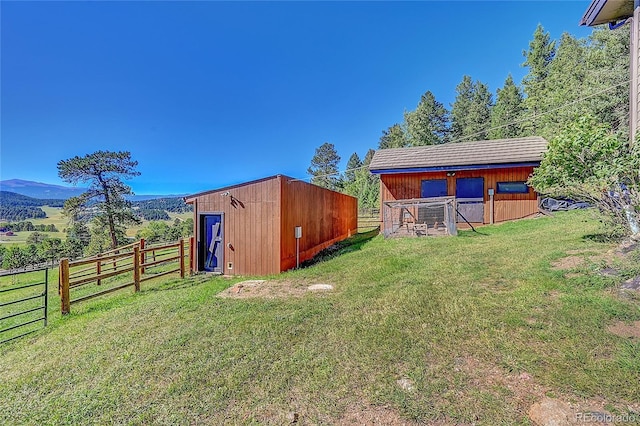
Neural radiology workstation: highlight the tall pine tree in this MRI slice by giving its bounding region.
[346,149,379,211]
[489,74,525,139]
[378,124,408,149]
[343,152,363,187]
[540,33,588,138]
[522,24,556,135]
[451,76,493,141]
[404,90,449,146]
[307,142,342,191]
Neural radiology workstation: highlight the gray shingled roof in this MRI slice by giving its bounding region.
[369,136,548,172]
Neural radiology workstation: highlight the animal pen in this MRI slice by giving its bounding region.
[382,197,457,238]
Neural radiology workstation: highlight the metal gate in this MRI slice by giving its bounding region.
[456,177,485,223]
[0,268,48,344]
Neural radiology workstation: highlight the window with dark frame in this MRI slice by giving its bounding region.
[496,181,529,194]
[421,179,448,198]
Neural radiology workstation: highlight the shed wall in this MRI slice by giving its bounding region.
[189,177,281,276]
[380,167,538,230]
[280,178,358,271]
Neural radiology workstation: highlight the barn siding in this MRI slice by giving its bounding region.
[280,177,358,272]
[187,175,357,276]
[380,167,538,231]
[187,176,281,276]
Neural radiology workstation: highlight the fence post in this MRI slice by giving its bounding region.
[96,254,101,286]
[133,245,140,292]
[60,258,70,315]
[179,238,185,278]
[189,236,195,275]
[140,238,145,274]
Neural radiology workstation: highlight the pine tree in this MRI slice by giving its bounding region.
[451,76,493,141]
[57,151,141,250]
[522,24,556,134]
[540,32,588,138]
[378,124,408,149]
[489,74,525,139]
[347,149,379,210]
[586,27,629,138]
[344,152,363,187]
[404,91,449,146]
[307,142,342,191]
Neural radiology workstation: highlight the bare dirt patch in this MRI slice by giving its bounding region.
[552,243,631,275]
[338,403,418,426]
[607,321,640,339]
[217,279,335,299]
[454,356,633,425]
[551,256,587,271]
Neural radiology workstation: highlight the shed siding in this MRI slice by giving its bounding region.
[380,167,538,230]
[280,178,358,271]
[189,177,281,276]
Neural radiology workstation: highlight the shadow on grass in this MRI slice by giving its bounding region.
[583,232,624,243]
[300,227,380,268]
[142,273,222,293]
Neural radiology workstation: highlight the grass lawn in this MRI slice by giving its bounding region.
[0,210,639,424]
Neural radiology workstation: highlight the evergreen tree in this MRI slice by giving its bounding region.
[451,76,493,141]
[347,149,379,211]
[539,33,588,138]
[586,27,629,138]
[344,152,363,187]
[489,74,525,139]
[404,91,449,146]
[378,124,408,149]
[58,151,141,250]
[522,24,556,134]
[307,142,342,191]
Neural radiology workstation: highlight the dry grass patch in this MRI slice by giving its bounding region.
[607,321,640,339]
[339,403,418,426]
[217,279,336,299]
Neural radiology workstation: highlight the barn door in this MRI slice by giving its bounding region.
[456,177,484,223]
[200,214,223,273]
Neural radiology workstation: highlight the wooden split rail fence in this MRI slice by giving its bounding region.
[59,237,195,314]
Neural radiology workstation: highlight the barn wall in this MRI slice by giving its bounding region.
[187,176,281,276]
[380,166,538,230]
[280,177,358,272]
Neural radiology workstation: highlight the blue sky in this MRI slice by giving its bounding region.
[1,1,594,195]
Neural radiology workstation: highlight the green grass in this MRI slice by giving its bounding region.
[1,210,639,424]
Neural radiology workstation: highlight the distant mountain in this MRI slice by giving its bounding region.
[0,179,186,201]
[0,179,86,199]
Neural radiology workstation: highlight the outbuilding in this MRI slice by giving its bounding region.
[185,175,358,276]
[369,136,548,236]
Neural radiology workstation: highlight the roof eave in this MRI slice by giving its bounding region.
[580,0,634,26]
[370,162,541,175]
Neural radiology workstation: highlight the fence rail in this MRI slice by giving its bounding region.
[0,268,48,344]
[59,237,193,314]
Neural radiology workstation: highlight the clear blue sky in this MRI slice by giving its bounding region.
[1,1,594,195]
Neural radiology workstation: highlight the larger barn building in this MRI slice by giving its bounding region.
[369,136,548,236]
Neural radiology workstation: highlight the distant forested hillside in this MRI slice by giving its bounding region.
[0,191,64,207]
[133,197,192,213]
[0,191,64,221]
[0,206,47,222]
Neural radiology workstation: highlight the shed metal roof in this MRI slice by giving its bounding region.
[580,0,633,26]
[369,136,548,174]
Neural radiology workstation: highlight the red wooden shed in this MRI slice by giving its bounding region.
[369,136,548,236]
[184,175,358,276]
